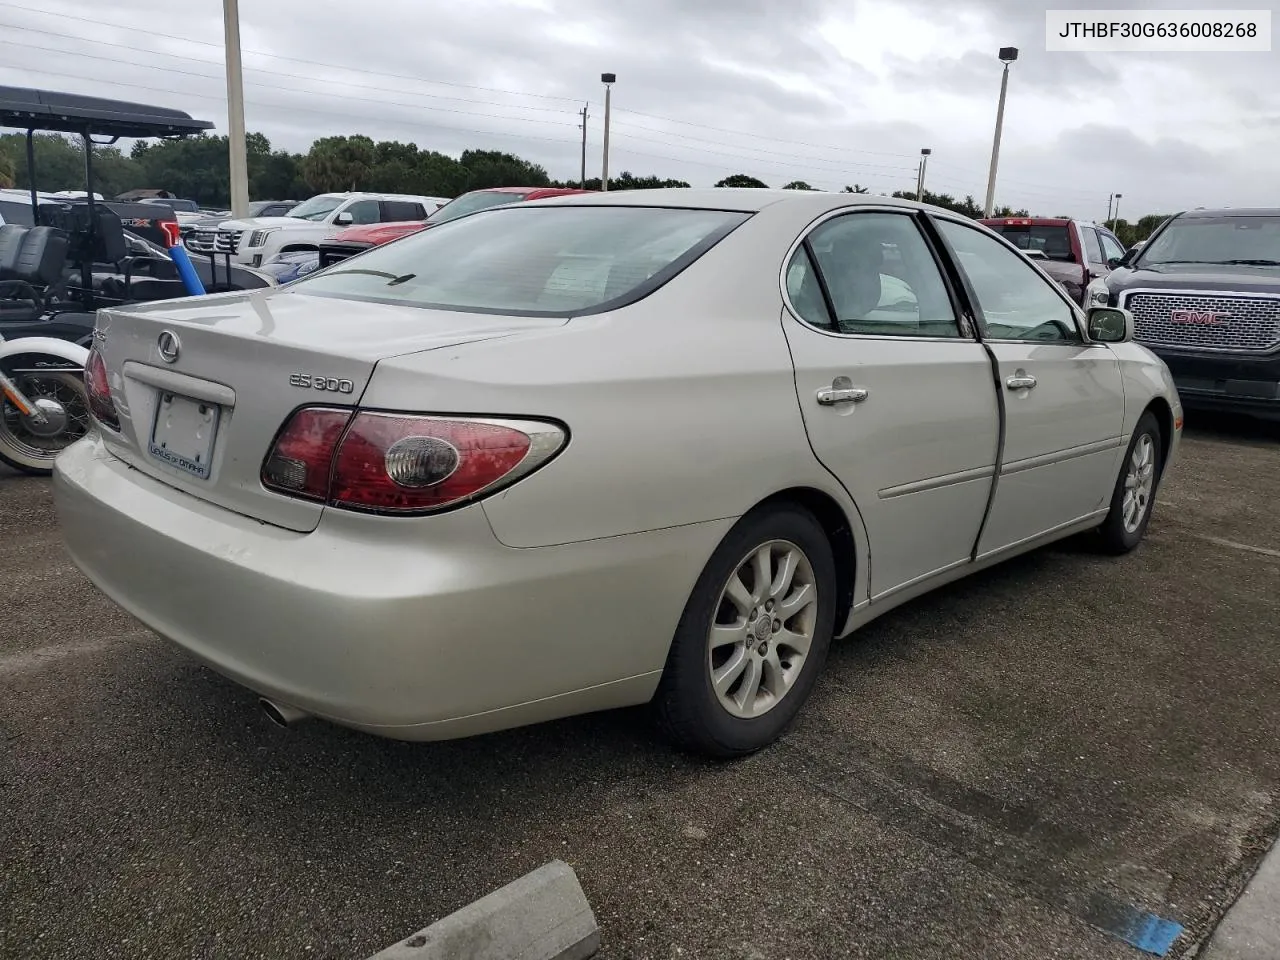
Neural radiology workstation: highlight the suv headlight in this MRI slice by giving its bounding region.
[1085,277,1110,307]
[247,228,278,248]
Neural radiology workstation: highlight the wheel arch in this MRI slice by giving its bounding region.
[279,243,318,254]
[1142,395,1175,474]
[748,486,862,634]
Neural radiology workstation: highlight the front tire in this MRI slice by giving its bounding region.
[653,504,837,758]
[1097,411,1163,554]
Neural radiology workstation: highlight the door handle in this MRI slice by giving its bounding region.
[1005,373,1037,391]
[816,385,869,405]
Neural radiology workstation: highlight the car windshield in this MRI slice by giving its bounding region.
[288,195,345,222]
[987,224,1075,262]
[1140,216,1280,266]
[251,201,291,216]
[291,204,749,316]
[426,191,529,225]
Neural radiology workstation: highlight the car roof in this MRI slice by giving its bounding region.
[1179,207,1280,218]
[528,188,932,215]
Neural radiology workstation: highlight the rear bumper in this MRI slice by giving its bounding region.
[1152,348,1280,420]
[53,435,730,740]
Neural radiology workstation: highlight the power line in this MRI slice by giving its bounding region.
[0,38,582,129]
[0,50,920,185]
[0,2,1107,202]
[0,22,585,121]
[1,62,907,191]
[0,0,585,104]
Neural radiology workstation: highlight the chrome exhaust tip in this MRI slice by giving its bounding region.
[259,697,309,728]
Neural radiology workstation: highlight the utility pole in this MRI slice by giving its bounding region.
[915,148,931,203]
[222,0,249,218]
[600,73,615,192]
[983,47,1018,219]
[578,103,589,189]
[1111,193,1123,230]
[1106,193,1115,225]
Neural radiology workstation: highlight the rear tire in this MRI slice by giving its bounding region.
[0,370,91,476]
[1096,411,1163,554]
[653,504,837,758]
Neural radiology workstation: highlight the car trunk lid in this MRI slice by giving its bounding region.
[93,288,564,532]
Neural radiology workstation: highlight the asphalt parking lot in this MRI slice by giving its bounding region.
[2,414,1278,960]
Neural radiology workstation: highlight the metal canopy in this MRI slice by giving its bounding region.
[0,85,214,139]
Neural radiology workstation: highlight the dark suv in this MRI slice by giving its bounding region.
[1089,207,1280,421]
[979,217,1127,306]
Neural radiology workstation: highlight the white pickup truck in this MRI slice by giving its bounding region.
[203,192,450,267]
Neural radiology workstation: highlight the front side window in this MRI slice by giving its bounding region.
[1099,231,1126,263]
[342,200,381,225]
[291,205,748,316]
[787,211,961,338]
[1081,227,1106,266]
[936,219,1080,342]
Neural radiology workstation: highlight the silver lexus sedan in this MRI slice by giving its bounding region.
[54,189,1182,757]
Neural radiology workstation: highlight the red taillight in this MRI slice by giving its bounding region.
[261,407,352,501]
[84,346,119,430]
[158,220,182,248]
[261,408,565,514]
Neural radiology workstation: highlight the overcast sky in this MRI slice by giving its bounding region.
[0,0,1275,218]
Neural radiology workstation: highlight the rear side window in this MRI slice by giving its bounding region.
[292,205,750,316]
[988,224,1075,262]
[382,200,426,222]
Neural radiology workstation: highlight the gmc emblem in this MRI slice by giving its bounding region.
[1170,308,1229,326]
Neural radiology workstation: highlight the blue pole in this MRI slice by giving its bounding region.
[169,243,207,296]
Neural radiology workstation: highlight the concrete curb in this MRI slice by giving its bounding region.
[1198,838,1280,959]
[364,860,600,960]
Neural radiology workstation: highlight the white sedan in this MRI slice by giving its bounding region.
[54,189,1182,757]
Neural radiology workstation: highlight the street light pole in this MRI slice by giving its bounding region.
[1111,192,1123,230]
[983,47,1018,219]
[578,103,589,189]
[916,147,931,203]
[600,73,615,192]
[222,0,249,218]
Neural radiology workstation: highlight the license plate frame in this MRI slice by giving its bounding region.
[148,392,220,480]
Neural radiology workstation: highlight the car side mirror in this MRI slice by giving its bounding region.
[1106,256,1124,269]
[1087,306,1133,343]
[333,212,354,226]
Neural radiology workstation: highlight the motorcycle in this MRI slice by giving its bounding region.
[0,333,91,475]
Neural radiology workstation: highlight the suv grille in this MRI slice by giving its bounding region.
[187,229,241,255]
[1123,291,1280,353]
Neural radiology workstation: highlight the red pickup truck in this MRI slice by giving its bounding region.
[316,186,592,268]
[978,217,1129,306]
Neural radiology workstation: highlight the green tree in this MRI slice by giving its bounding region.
[457,149,550,191]
[781,180,815,190]
[715,174,769,188]
[0,132,141,196]
[564,171,691,191]
[842,184,870,193]
[303,135,377,192]
[0,147,14,189]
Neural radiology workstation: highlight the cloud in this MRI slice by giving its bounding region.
[0,0,1271,217]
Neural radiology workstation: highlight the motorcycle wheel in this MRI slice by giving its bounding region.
[0,370,92,476]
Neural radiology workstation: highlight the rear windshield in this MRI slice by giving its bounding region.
[1139,216,1280,266]
[427,190,529,224]
[987,224,1075,261]
[291,205,749,316]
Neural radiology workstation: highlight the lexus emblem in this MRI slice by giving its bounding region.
[157,330,181,363]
